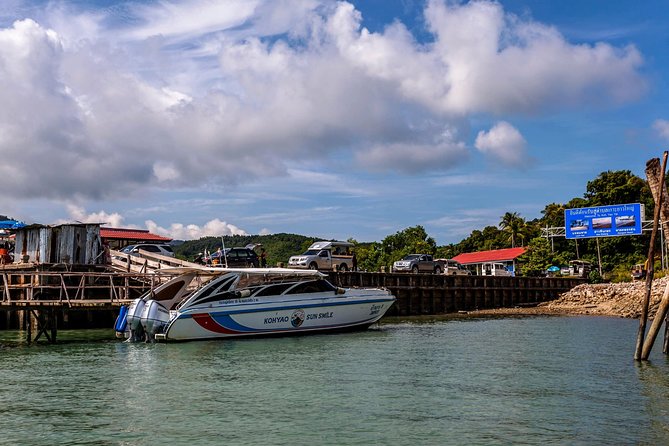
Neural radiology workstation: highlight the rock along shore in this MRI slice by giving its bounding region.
[470,277,669,319]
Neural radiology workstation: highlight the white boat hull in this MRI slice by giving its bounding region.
[160,289,394,341]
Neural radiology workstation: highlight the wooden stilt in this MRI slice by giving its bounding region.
[636,152,668,360]
[641,281,669,359]
[26,310,31,344]
[663,311,669,354]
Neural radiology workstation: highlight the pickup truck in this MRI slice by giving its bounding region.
[288,241,354,271]
[392,254,443,274]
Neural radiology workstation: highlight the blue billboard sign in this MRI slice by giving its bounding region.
[565,203,642,239]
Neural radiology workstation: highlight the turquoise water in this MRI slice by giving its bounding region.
[1,316,668,445]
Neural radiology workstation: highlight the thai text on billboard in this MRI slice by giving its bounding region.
[564,203,642,239]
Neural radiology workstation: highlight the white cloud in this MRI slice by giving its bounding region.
[0,0,647,204]
[653,119,669,141]
[56,205,127,227]
[53,205,246,240]
[423,0,645,114]
[475,121,529,167]
[145,218,247,240]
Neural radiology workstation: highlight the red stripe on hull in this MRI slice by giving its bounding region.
[192,313,241,334]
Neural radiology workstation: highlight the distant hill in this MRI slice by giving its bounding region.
[173,233,323,266]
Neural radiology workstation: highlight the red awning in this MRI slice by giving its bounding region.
[100,227,171,242]
[452,247,527,265]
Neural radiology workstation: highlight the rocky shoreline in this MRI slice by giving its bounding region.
[470,277,669,319]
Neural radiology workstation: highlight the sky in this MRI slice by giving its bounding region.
[1,0,668,245]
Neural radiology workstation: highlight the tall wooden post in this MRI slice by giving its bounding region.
[636,152,668,360]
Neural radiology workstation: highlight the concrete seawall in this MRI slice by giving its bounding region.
[327,272,586,316]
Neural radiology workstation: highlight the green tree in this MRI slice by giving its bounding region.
[584,170,646,206]
[518,237,555,276]
[380,226,437,268]
[540,203,565,228]
[499,212,525,248]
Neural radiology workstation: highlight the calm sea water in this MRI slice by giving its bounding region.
[1,316,668,445]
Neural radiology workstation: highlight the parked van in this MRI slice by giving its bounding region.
[436,259,471,275]
[481,262,512,277]
[288,241,354,271]
[569,260,592,278]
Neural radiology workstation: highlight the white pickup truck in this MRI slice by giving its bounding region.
[288,241,354,271]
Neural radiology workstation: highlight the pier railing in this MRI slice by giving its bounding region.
[0,270,184,306]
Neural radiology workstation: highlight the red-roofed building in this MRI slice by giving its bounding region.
[100,227,172,249]
[452,247,527,276]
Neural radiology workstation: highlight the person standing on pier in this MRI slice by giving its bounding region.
[260,247,267,268]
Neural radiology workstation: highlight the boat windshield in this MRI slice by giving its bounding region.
[236,271,322,289]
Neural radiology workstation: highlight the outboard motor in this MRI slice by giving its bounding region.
[125,298,147,342]
[114,305,129,338]
[140,300,171,342]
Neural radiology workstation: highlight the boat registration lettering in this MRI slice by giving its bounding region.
[264,316,289,324]
[306,311,333,320]
[369,304,382,316]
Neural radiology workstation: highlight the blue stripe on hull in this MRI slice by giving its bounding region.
[178,297,394,319]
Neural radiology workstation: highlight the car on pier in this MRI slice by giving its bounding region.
[392,254,443,274]
[436,259,471,275]
[120,243,175,258]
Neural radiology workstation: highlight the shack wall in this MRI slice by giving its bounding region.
[14,224,102,264]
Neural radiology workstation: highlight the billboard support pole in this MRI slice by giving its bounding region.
[595,238,602,276]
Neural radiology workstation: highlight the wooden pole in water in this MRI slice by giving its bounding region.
[642,280,669,359]
[642,154,669,358]
[664,312,669,354]
[636,152,668,360]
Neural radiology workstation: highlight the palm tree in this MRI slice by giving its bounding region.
[499,212,525,248]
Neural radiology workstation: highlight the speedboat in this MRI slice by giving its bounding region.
[116,267,395,342]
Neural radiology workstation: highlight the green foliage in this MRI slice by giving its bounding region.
[588,270,603,284]
[518,237,554,275]
[353,242,384,272]
[499,212,525,248]
[608,263,634,283]
[585,170,647,206]
[378,225,437,269]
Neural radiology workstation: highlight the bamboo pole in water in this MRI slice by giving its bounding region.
[636,152,668,360]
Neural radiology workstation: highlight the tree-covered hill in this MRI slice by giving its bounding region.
[173,233,320,266]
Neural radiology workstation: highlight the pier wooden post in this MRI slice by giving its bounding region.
[637,153,669,360]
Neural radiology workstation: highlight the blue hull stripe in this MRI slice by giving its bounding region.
[178,297,394,319]
[208,313,383,334]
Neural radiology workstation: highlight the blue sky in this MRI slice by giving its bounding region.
[1,0,668,244]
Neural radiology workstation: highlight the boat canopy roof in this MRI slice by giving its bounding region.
[154,266,325,278]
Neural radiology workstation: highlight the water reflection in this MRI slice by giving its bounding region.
[637,360,669,443]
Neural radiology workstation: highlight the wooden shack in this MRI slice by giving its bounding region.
[13,223,103,265]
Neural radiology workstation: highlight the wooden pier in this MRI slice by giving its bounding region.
[0,266,184,343]
[327,272,585,316]
[1,267,585,343]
